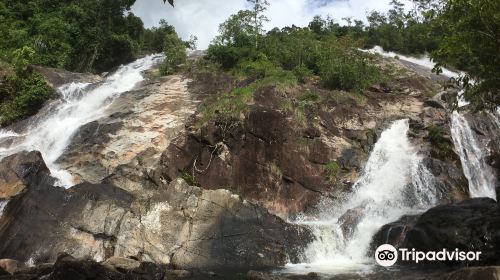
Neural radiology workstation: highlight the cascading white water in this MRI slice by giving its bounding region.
[287,120,437,274]
[0,200,7,216]
[0,55,163,187]
[367,46,497,199]
[451,112,498,199]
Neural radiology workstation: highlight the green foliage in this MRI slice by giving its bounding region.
[142,19,176,53]
[298,91,321,109]
[0,0,191,127]
[236,55,280,78]
[95,34,138,73]
[360,0,499,109]
[11,46,35,74]
[207,8,383,96]
[200,85,255,126]
[181,171,197,186]
[255,70,298,90]
[364,1,440,55]
[323,161,340,181]
[0,71,54,126]
[159,32,187,76]
[428,0,499,110]
[427,124,453,159]
[293,65,313,84]
[318,40,381,93]
[0,0,186,74]
[213,10,256,47]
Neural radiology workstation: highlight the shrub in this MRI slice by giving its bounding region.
[318,49,380,93]
[160,33,187,76]
[323,161,340,181]
[293,64,313,84]
[0,71,54,126]
[207,44,251,70]
[95,34,137,73]
[11,46,35,74]
[427,124,453,159]
[298,90,321,109]
[236,55,280,78]
[200,85,254,126]
[181,171,197,186]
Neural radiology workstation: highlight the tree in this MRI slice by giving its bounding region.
[309,16,326,35]
[163,0,175,6]
[423,0,499,110]
[214,10,255,47]
[247,0,270,48]
[160,32,187,75]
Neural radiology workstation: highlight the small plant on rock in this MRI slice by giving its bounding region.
[323,161,340,182]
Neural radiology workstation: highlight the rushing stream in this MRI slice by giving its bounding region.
[366,46,497,200]
[286,120,438,274]
[0,55,163,187]
[284,47,498,276]
[451,112,498,198]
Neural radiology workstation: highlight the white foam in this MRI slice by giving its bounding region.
[287,120,437,274]
[0,55,163,187]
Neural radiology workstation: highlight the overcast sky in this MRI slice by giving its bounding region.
[131,0,411,49]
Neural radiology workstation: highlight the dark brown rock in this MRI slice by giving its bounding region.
[372,198,500,266]
[0,151,52,199]
[444,266,500,280]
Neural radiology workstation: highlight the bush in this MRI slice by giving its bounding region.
[298,91,320,109]
[293,64,313,83]
[95,34,137,73]
[236,55,281,78]
[319,49,380,93]
[200,85,254,125]
[0,71,54,126]
[323,161,340,181]
[207,45,245,70]
[427,124,453,159]
[11,46,35,74]
[181,171,197,186]
[160,33,187,76]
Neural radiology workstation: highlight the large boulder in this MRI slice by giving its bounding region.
[0,152,310,270]
[0,151,52,199]
[31,65,102,90]
[372,198,500,266]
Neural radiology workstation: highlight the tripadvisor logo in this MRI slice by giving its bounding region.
[375,244,398,267]
[375,244,482,267]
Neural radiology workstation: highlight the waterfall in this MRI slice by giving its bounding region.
[366,46,497,199]
[0,55,163,187]
[451,112,498,199]
[0,200,7,216]
[287,120,438,274]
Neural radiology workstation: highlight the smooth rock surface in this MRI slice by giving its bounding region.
[373,198,500,266]
[0,152,310,270]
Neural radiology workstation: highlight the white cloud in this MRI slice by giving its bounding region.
[131,0,411,49]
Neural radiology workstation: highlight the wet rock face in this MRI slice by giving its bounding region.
[56,75,197,193]
[158,68,469,218]
[31,65,102,90]
[421,157,469,203]
[464,112,500,178]
[373,198,500,266]
[0,151,53,199]
[6,254,168,280]
[0,152,310,270]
